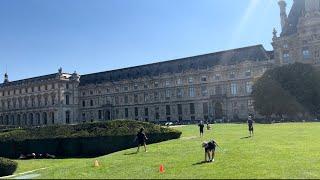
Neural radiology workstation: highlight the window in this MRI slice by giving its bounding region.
[134,94,138,103]
[154,92,159,101]
[177,78,182,85]
[248,100,254,110]
[99,110,102,119]
[165,89,171,99]
[66,111,70,124]
[229,72,235,79]
[201,85,208,96]
[283,52,291,63]
[166,105,171,116]
[165,80,170,87]
[135,107,139,117]
[177,104,182,115]
[155,107,160,120]
[201,76,207,82]
[115,96,119,105]
[190,103,195,115]
[231,83,237,95]
[188,77,194,84]
[245,70,251,77]
[215,85,222,95]
[124,95,129,104]
[283,43,288,49]
[144,108,149,117]
[66,95,70,105]
[189,87,195,97]
[125,108,129,118]
[144,93,149,102]
[45,84,48,90]
[177,88,183,98]
[82,113,86,122]
[124,86,129,91]
[246,81,253,94]
[134,84,138,90]
[203,102,208,114]
[90,100,94,106]
[302,48,311,60]
[144,84,148,89]
[82,100,86,107]
[154,82,159,88]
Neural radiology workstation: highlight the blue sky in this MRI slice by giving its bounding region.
[0,0,293,81]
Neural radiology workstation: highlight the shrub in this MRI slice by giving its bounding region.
[0,157,17,177]
[0,120,182,158]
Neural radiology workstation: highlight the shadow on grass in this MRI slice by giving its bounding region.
[192,161,208,166]
[124,152,138,156]
[240,136,251,139]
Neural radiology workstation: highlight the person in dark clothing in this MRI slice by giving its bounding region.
[198,121,205,137]
[136,128,148,153]
[248,115,254,137]
[202,139,219,162]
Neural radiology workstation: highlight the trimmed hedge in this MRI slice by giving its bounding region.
[0,157,17,177]
[0,120,182,158]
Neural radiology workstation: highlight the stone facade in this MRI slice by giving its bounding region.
[0,0,319,126]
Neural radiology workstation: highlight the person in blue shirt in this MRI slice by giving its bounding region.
[248,115,254,137]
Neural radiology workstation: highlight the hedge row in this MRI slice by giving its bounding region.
[0,120,182,158]
[0,157,17,177]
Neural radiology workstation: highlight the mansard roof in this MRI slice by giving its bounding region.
[281,0,305,37]
[79,45,271,86]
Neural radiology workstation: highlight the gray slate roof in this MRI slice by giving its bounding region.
[0,73,58,88]
[79,45,271,86]
[281,0,305,37]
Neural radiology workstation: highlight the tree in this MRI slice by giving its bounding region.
[252,63,320,120]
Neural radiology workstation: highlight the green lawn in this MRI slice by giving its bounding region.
[13,123,320,179]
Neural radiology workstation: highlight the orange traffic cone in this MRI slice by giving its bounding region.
[159,164,165,173]
[94,160,100,167]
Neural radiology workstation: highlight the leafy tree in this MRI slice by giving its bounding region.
[252,63,320,120]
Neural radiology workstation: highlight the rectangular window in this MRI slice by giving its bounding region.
[125,108,129,118]
[165,89,171,99]
[66,95,70,105]
[201,85,208,96]
[135,107,139,117]
[188,77,194,84]
[155,107,160,120]
[154,92,159,101]
[144,93,149,102]
[177,88,183,98]
[166,105,171,116]
[144,108,149,117]
[134,84,138,90]
[98,110,102,119]
[246,81,253,94]
[177,78,182,85]
[203,102,208,114]
[189,87,195,97]
[134,94,138,103]
[190,103,195,115]
[229,72,235,79]
[248,100,254,110]
[165,80,170,87]
[283,52,290,63]
[124,95,129,104]
[177,104,183,115]
[201,76,207,82]
[302,48,311,60]
[154,82,159,88]
[231,83,237,95]
[215,85,222,95]
[245,70,251,77]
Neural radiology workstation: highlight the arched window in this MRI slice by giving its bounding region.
[36,113,41,125]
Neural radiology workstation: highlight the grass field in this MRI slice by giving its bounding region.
[12,123,320,179]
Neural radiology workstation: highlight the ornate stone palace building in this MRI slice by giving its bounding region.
[1,0,320,126]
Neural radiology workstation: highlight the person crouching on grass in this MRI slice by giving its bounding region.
[202,139,219,163]
[136,128,148,153]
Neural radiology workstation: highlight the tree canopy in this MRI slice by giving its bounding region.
[252,63,320,119]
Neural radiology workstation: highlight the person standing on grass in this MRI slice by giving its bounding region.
[136,128,148,153]
[198,121,205,137]
[248,115,254,137]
